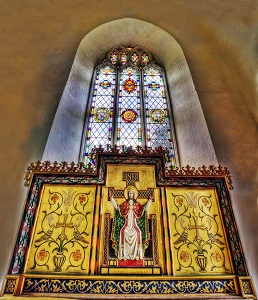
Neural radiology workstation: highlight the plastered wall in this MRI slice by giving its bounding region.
[0,0,257,292]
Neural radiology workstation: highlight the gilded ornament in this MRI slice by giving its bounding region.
[149,109,165,124]
[37,249,48,261]
[211,251,222,262]
[94,107,110,122]
[180,251,190,262]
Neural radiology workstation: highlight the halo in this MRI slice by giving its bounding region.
[124,186,139,199]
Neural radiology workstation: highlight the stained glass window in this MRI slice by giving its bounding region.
[143,66,175,165]
[118,66,141,148]
[84,46,177,167]
[85,65,116,165]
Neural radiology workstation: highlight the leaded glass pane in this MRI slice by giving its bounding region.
[110,51,118,64]
[142,53,149,65]
[117,67,142,148]
[144,66,175,165]
[85,65,116,165]
[121,51,128,65]
[84,46,178,168]
[131,52,139,65]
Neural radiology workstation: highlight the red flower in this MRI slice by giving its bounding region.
[37,249,48,261]
[72,250,82,261]
[51,194,59,203]
[202,198,209,206]
[180,251,190,262]
[176,197,183,206]
[211,251,222,262]
[79,195,86,204]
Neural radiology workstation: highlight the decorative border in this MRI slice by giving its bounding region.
[24,148,233,189]
[103,213,110,266]
[165,165,233,190]
[21,275,238,295]
[3,275,257,298]
[24,161,96,187]
[151,215,158,266]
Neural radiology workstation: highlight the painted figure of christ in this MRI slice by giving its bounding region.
[110,188,152,265]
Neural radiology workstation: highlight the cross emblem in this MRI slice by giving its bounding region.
[190,216,205,239]
[108,172,153,200]
[122,172,139,186]
[56,214,73,239]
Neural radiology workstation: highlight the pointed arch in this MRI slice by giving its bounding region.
[42,18,217,167]
[83,45,178,167]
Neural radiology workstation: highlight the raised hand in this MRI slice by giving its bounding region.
[109,189,118,209]
[144,191,153,211]
[149,190,154,202]
[109,189,114,200]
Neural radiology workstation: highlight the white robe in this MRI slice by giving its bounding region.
[118,201,143,260]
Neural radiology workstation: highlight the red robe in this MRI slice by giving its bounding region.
[119,201,144,218]
[119,201,144,258]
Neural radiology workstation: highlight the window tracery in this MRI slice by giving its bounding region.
[83,45,177,168]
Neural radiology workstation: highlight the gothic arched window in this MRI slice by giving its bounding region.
[83,45,177,167]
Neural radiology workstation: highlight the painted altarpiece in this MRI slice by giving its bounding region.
[2,149,256,299]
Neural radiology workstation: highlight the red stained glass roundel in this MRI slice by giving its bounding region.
[122,78,136,93]
[121,109,138,123]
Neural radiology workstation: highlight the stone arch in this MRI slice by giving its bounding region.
[42,18,217,167]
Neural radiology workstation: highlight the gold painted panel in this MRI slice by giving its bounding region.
[105,164,156,190]
[25,184,96,274]
[165,187,233,275]
[99,164,166,274]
